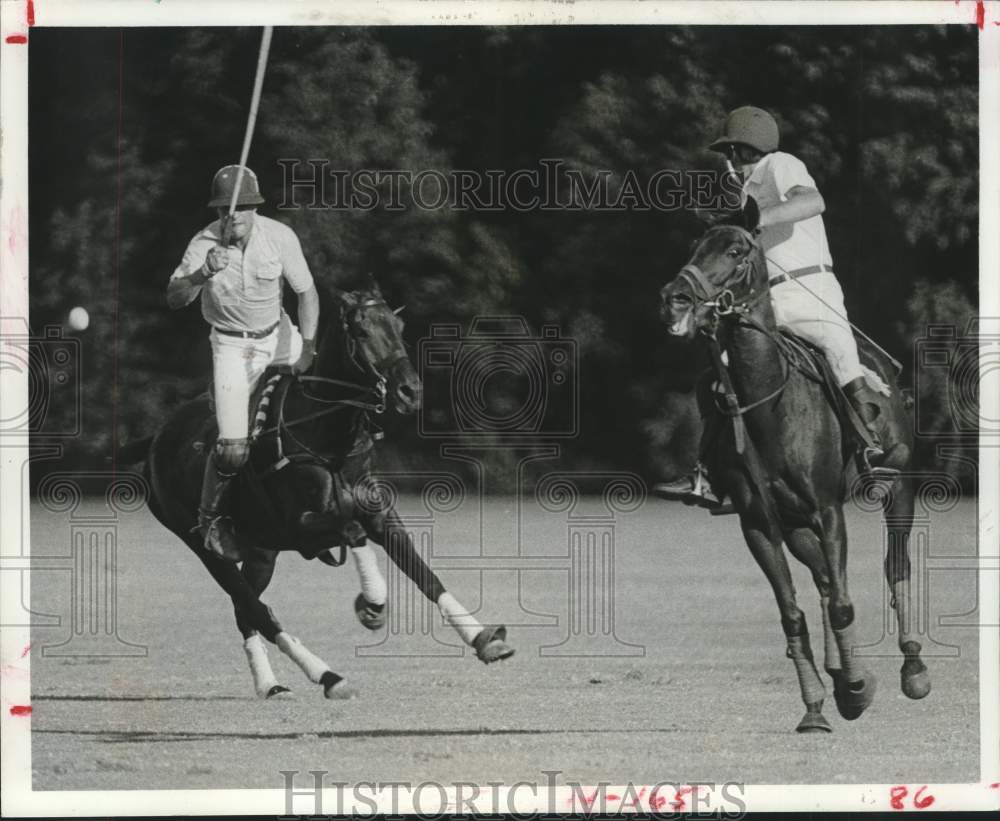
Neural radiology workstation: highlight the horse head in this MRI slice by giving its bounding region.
[660,225,767,340]
[323,279,422,415]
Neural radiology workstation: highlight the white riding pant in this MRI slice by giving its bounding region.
[770,271,864,387]
[210,311,303,440]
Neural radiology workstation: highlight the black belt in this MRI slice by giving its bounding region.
[769,264,833,287]
[214,321,279,339]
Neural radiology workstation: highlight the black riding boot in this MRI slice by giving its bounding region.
[652,463,722,508]
[651,397,724,509]
[842,376,904,477]
[198,452,242,561]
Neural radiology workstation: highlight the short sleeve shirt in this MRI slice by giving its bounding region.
[743,151,833,278]
[171,215,314,333]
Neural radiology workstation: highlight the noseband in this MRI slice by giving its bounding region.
[672,226,790,427]
[674,226,762,319]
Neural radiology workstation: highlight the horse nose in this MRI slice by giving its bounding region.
[397,381,421,409]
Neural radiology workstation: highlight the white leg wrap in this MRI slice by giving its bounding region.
[243,633,279,698]
[351,545,387,605]
[437,591,483,646]
[275,631,330,684]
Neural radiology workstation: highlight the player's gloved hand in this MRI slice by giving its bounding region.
[291,339,316,374]
[203,246,228,277]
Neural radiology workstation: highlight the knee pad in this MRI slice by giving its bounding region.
[215,438,250,475]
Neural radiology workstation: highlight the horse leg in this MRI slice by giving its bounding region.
[782,527,840,677]
[781,526,835,733]
[360,506,514,664]
[192,545,353,699]
[739,518,826,733]
[882,476,930,699]
[350,544,388,631]
[819,505,878,720]
[237,548,292,699]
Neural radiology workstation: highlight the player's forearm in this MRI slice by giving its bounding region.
[759,190,825,229]
[166,266,209,310]
[297,285,320,344]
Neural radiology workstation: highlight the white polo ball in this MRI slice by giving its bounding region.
[68,306,90,331]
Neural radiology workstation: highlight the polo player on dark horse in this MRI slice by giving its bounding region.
[655,107,929,732]
[655,107,906,508]
[150,165,512,697]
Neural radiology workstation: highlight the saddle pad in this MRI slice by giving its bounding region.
[206,367,287,432]
[775,329,879,453]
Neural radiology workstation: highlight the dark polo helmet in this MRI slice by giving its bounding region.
[207,165,265,208]
[709,106,780,154]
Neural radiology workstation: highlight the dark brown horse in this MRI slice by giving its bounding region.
[133,281,513,699]
[659,225,929,733]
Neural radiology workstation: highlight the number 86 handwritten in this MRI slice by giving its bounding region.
[889,785,935,810]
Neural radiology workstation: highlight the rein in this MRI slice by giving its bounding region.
[681,228,793,422]
[254,297,404,476]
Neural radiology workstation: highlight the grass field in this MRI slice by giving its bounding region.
[28,494,980,790]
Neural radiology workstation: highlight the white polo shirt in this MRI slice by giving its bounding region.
[743,151,833,279]
[171,215,314,333]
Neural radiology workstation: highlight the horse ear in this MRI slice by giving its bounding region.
[366,273,382,296]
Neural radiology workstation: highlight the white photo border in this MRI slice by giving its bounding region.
[1,0,997,815]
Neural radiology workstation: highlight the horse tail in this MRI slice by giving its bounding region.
[118,436,153,465]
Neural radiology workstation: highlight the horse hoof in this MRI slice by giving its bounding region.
[354,593,386,631]
[833,671,877,721]
[795,711,833,734]
[323,681,359,700]
[264,684,293,699]
[473,625,515,665]
[901,659,931,700]
[319,670,358,700]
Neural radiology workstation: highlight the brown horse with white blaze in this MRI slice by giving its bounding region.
[659,225,929,733]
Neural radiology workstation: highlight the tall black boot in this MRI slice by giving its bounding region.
[651,397,724,509]
[198,452,241,561]
[842,377,905,478]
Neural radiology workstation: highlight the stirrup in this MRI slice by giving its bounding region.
[652,469,723,510]
[859,445,899,480]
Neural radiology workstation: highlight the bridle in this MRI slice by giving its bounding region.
[255,295,410,474]
[672,226,791,424]
[674,225,764,320]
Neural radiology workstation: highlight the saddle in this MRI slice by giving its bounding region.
[701,328,899,460]
[775,328,899,457]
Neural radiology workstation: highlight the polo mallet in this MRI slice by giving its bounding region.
[221,26,273,247]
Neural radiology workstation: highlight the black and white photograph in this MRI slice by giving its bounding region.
[1,0,997,815]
